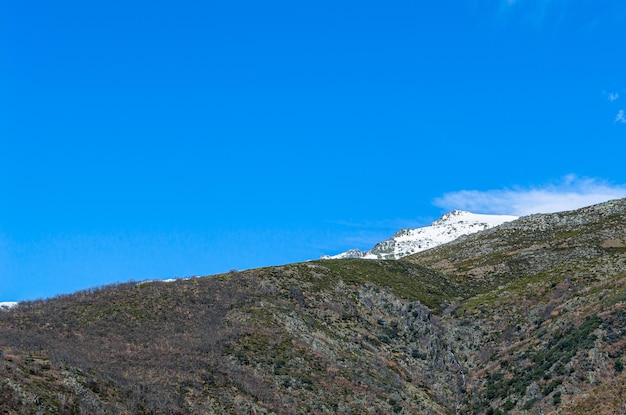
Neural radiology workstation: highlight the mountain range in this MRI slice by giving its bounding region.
[322,210,518,260]
[2,199,626,414]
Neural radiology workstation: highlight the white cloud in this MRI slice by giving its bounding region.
[616,109,626,123]
[608,92,620,102]
[433,175,626,216]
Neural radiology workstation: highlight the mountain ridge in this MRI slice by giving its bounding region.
[2,198,626,414]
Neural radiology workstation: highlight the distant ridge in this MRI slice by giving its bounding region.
[322,210,518,260]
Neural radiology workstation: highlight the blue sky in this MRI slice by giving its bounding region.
[2,0,626,301]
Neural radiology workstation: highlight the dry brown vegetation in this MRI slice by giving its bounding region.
[2,198,626,414]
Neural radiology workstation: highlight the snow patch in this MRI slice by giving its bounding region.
[137,276,198,285]
[0,302,18,310]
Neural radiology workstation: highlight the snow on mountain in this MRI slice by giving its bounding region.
[322,211,518,260]
[0,302,18,311]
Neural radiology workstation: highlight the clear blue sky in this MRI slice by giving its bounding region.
[2,0,626,301]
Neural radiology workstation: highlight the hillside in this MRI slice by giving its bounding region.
[2,199,626,414]
[406,198,626,413]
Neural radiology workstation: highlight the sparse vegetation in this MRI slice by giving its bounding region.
[2,198,626,413]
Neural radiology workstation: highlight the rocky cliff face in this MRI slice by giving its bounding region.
[407,198,626,413]
[1,199,626,414]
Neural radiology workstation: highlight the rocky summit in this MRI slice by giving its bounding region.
[1,199,626,414]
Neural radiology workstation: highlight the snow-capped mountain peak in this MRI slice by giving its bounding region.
[322,211,518,260]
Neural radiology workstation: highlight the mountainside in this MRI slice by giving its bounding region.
[2,199,626,414]
[322,211,518,260]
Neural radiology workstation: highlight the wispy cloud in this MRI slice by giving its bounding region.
[497,0,569,27]
[434,175,626,216]
[616,109,626,123]
[608,92,620,102]
[320,217,434,254]
[325,218,429,230]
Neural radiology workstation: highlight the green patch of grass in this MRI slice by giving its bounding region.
[305,259,458,312]
[457,270,562,316]
[604,247,626,254]
[555,230,584,239]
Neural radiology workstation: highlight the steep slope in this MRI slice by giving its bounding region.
[323,211,517,260]
[405,198,626,413]
[0,262,460,414]
[1,199,626,414]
